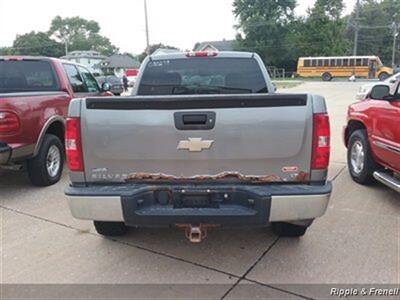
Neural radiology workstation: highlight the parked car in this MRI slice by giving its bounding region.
[345,83,400,193]
[356,72,400,100]
[65,51,332,242]
[96,75,124,96]
[125,69,139,87]
[0,56,111,186]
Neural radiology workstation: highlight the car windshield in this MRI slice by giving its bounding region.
[138,57,268,95]
[385,72,400,83]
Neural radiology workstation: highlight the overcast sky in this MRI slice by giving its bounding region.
[0,0,356,54]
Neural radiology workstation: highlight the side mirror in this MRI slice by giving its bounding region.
[370,85,391,100]
[101,82,111,92]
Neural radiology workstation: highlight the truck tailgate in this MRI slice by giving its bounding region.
[79,94,313,183]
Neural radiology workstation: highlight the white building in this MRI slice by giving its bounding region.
[61,51,106,74]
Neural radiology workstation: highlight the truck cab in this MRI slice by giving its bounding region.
[345,82,400,192]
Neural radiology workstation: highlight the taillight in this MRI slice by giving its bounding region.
[0,112,20,134]
[65,117,84,172]
[185,51,218,57]
[311,113,330,170]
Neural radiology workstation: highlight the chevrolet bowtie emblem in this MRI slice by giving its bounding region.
[177,138,214,152]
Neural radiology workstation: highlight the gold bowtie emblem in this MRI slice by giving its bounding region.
[177,138,214,152]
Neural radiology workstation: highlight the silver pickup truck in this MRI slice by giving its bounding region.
[65,51,332,242]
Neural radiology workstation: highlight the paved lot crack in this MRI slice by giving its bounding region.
[332,166,346,182]
[0,205,241,279]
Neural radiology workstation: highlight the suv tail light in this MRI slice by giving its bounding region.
[65,117,84,172]
[311,113,330,170]
[0,112,20,134]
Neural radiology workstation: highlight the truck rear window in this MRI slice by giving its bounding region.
[0,60,59,93]
[138,58,268,95]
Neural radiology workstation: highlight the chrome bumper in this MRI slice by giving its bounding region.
[66,184,331,224]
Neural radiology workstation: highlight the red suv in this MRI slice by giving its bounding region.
[344,82,400,193]
[0,56,110,186]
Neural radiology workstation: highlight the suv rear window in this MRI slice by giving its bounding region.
[0,60,59,93]
[138,57,268,95]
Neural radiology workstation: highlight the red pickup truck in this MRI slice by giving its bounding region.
[345,83,400,193]
[0,56,110,186]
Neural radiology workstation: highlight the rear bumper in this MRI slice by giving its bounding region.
[0,142,12,165]
[65,182,332,226]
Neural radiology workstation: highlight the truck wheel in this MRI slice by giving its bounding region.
[378,72,389,81]
[27,134,64,187]
[94,221,128,236]
[322,72,332,81]
[347,129,379,185]
[271,222,308,237]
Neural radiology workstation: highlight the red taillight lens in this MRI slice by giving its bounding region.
[185,51,218,57]
[65,117,84,172]
[0,112,20,134]
[312,113,330,170]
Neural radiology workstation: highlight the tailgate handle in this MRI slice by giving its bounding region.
[183,114,207,125]
[174,112,216,130]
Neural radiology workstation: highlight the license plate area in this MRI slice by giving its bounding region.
[175,191,219,208]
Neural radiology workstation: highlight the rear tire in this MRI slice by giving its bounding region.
[347,129,380,185]
[27,134,64,187]
[322,72,332,81]
[94,221,128,237]
[271,222,308,237]
[378,72,389,81]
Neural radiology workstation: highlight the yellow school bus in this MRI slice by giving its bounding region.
[297,56,393,81]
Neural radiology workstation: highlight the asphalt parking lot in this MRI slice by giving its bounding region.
[1,81,399,299]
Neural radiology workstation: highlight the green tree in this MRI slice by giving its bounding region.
[0,47,13,56]
[347,0,400,65]
[233,0,297,70]
[9,31,64,57]
[138,43,178,62]
[48,16,118,56]
[292,0,350,57]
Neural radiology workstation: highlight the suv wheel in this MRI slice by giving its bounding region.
[322,72,332,81]
[27,134,64,186]
[94,221,128,236]
[347,129,379,185]
[271,222,308,237]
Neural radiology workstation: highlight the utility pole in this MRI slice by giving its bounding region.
[144,0,150,55]
[353,0,361,56]
[392,18,399,68]
[64,39,68,56]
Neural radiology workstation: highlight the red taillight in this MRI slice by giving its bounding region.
[312,113,330,170]
[0,112,20,134]
[185,51,218,57]
[65,117,84,172]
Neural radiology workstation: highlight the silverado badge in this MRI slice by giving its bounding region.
[177,138,214,152]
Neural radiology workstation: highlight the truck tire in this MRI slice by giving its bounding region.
[322,72,332,81]
[271,222,308,237]
[27,134,64,187]
[94,221,128,237]
[378,72,389,81]
[347,129,379,185]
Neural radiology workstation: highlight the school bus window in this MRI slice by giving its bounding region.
[356,59,362,66]
[304,60,311,67]
[324,59,329,67]
[312,60,317,67]
[362,59,368,66]
[330,59,336,66]
[318,59,323,66]
[349,59,355,66]
[343,59,348,66]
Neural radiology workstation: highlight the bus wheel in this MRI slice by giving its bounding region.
[322,72,332,81]
[378,72,389,81]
